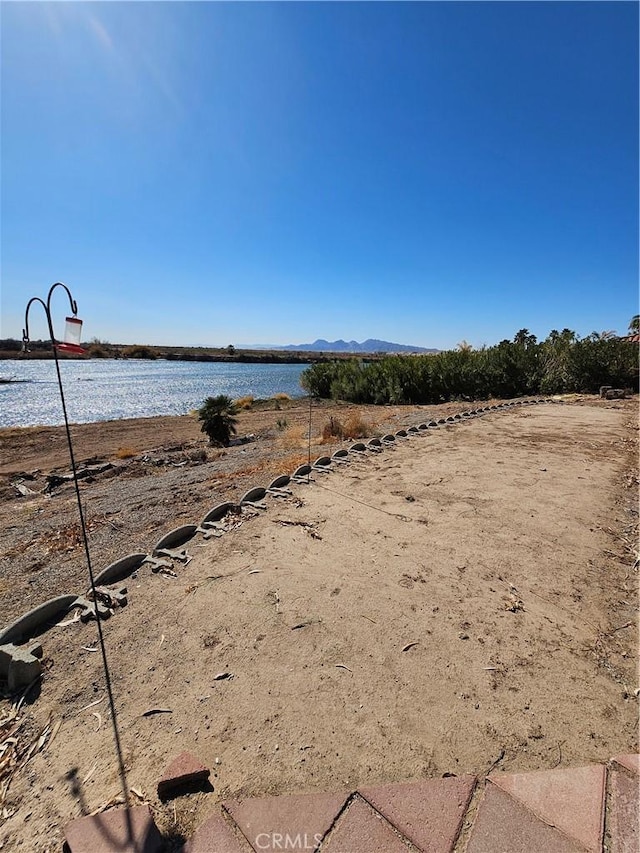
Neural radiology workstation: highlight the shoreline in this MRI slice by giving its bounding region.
[0,397,346,475]
[0,346,379,364]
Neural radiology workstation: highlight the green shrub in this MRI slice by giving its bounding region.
[300,331,638,404]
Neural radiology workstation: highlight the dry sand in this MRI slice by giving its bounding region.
[0,398,638,851]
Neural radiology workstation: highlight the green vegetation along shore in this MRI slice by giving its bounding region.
[301,329,638,404]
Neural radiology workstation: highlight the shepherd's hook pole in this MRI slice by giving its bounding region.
[307,393,313,484]
[22,283,135,847]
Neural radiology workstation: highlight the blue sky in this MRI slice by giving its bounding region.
[1,2,638,349]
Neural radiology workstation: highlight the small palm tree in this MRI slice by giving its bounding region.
[198,395,239,446]
[629,315,639,334]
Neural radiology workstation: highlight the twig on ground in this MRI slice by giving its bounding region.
[486,748,506,775]
[553,740,565,767]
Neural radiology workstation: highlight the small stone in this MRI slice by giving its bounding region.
[459,633,470,640]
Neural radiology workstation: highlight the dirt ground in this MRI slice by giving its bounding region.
[0,397,638,851]
[0,398,499,624]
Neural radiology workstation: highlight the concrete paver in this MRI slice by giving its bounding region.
[466,783,586,853]
[157,750,210,799]
[64,805,162,853]
[488,764,606,852]
[321,797,416,852]
[609,771,640,853]
[358,775,476,852]
[611,754,640,776]
[183,812,253,853]
[223,790,350,852]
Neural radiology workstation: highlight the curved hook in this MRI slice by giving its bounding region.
[22,296,49,352]
[22,282,78,352]
[46,281,77,319]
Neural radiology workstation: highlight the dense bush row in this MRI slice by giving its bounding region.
[300,330,638,404]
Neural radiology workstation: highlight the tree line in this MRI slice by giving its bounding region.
[300,328,639,404]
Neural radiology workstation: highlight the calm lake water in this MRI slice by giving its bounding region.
[0,360,307,428]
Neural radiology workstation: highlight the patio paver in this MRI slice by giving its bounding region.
[223,790,350,852]
[488,764,606,852]
[466,783,586,853]
[183,812,253,853]
[64,805,162,853]
[609,770,640,853]
[321,796,416,852]
[358,775,476,852]
[611,754,640,776]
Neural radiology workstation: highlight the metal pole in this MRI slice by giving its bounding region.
[23,283,134,846]
[307,393,313,483]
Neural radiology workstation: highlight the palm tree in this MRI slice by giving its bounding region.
[198,395,239,446]
[629,315,639,334]
[513,329,537,348]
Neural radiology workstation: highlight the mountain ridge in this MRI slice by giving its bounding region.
[279,338,437,353]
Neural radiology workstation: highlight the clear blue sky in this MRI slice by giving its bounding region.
[1,1,638,349]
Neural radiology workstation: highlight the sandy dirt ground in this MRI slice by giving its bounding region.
[0,399,495,624]
[0,398,638,851]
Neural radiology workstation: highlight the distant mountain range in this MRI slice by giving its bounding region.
[279,338,437,353]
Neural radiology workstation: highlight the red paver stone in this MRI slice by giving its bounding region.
[157,751,210,799]
[611,754,640,775]
[359,775,476,852]
[489,764,605,852]
[65,804,161,853]
[223,790,350,852]
[609,770,640,853]
[321,797,414,853]
[183,811,252,853]
[466,783,585,853]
